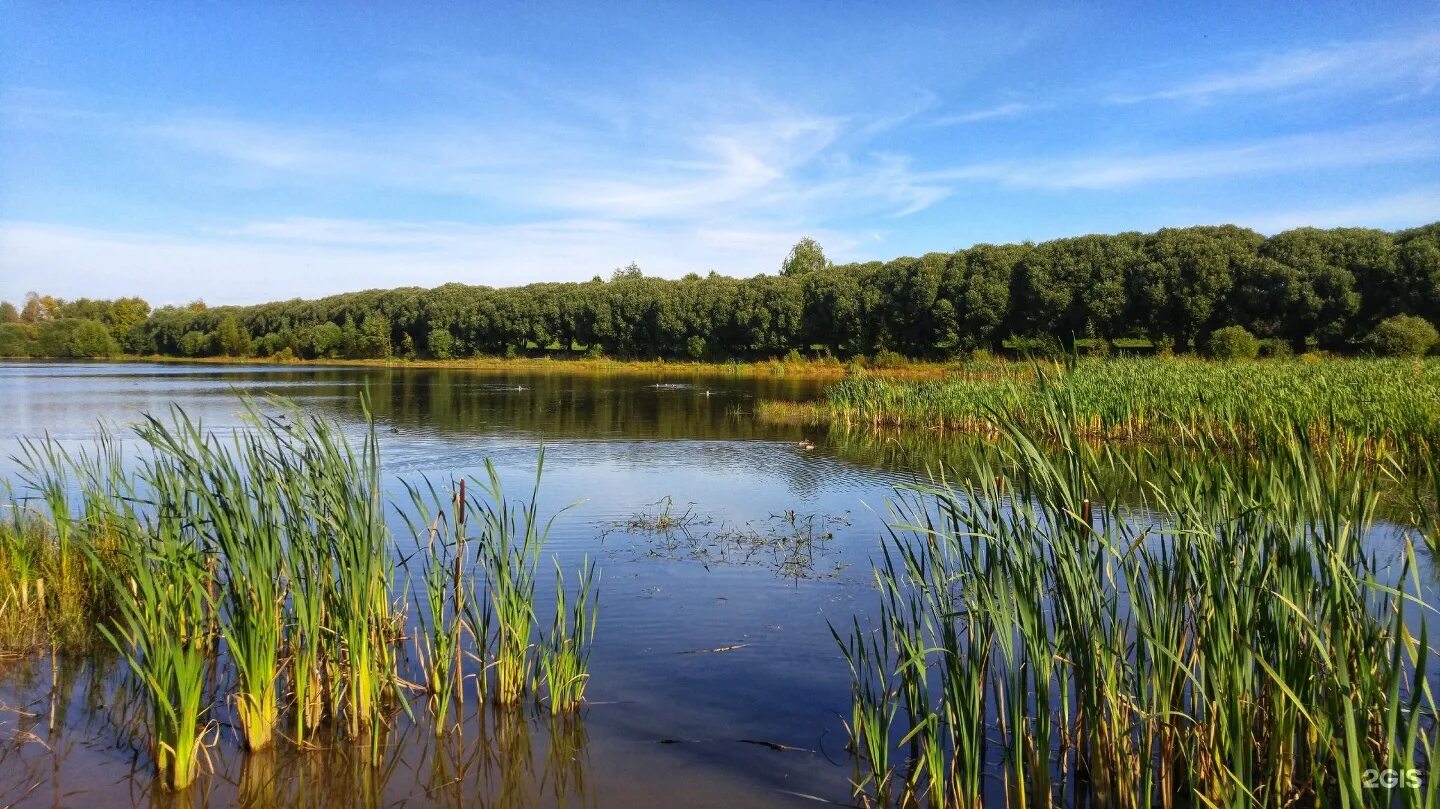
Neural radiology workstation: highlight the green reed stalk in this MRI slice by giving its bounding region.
[472,456,550,706]
[539,556,598,714]
[96,451,213,791]
[840,392,1437,807]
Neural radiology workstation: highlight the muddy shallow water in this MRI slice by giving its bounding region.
[0,361,940,808]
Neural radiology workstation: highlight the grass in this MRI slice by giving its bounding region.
[836,393,1440,807]
[539,556,598,714]
[760,356,1440,465]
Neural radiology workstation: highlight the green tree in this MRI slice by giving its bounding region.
[178,330,214,357]
[67,319,121,357]
[215,315,252,356]
[0,323,32,356]
[427,328,456,359]
[356,314,392,358]
[0,301,17,323]
[781,237,831,277]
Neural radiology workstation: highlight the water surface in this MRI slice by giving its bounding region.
[0,361,928,808]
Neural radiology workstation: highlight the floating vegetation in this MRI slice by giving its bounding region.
[837,395,1440,807]
[603,501,850,580]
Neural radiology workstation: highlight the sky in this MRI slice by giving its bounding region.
[2,1,1439,306]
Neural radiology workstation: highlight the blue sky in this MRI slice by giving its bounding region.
[2,1,1439,305]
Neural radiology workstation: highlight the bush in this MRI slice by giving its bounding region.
[1009,335,1065,359]
[1365,314,1439,358]
[872,349,908,369]
[1258,338,1293,359]
[1206,326,1259,360]
[687,336,708,359]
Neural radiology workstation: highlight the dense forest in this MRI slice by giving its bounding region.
[4,222,1440,362]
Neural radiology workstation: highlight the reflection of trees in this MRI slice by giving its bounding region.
[188,367,822,442]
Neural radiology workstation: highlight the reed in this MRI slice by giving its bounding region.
[538,556,598,714]
[96,447,214,791]
[136,408,287,751]
[836,393,1439,807]
[763,356,1440,465]
[471,457,548,706]
[401,476,470,732]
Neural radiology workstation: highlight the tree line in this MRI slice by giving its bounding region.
[3,222,1439,361]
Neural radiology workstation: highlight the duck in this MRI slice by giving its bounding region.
[796,440,815,450]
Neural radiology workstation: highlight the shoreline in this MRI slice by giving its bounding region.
[8,353,957,379]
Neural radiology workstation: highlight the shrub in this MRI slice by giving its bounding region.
[1206,326,1259,360]
[1365,314,1439,358]
[872,349,908,369]
[687,336,708,359]
[1258,338,1293,359]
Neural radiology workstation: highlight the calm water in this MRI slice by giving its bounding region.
[0,361,938,808]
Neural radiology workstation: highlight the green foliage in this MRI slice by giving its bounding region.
[27,220,1440,363]
[427,327,456,359]
[0,301,18,323]
[1205,325,1259,360]
[0,323,33,356]
[215,315,252,357]
[178,330,214,357]
[1366,314,1439,357]
[780,237,830,277]
[1258,337,1293,358]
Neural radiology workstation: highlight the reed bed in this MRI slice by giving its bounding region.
[0,398,600,791]
[761,357,1440,465]
[838,394,1440,808]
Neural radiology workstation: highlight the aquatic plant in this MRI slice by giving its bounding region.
[538,556,598,714]
[762,356,1440,466]
[836,397,1440,807]
[96,448,214,791]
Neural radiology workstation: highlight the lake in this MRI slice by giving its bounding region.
[0,360,937,808]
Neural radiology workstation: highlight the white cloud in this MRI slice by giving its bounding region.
[0,219,861,305]
[1238,187,1440,233]
[933,123,1440,190]
[1113,29,1440,104]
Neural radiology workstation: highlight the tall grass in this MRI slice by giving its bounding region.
[837,391,1439,807]
[762,357,1440,465]
[539,556,598,714]
[1,399,417,787]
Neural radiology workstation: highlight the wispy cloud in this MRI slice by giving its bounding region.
[1112,29,1440,104]
[0,218,862,305]
[930,101,1032,126]
[933,123,1440,190]
[1238,187,1440,233]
